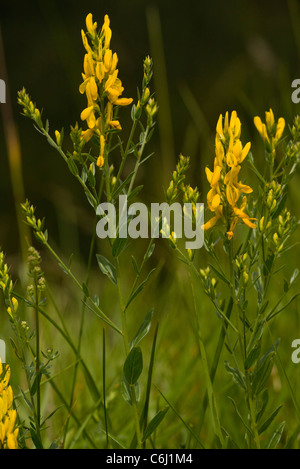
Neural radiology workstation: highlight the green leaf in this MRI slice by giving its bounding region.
[19,386,33,409]
[67,156,79,176]
[245,343,261,370]
[271,193,287,219]
[290,268,299,286]
[131,255,140,274]
[127,185,144,203]
[123,347,143,385]
[267,421,285,449]
[266,294,300,321]
[255,389,269,423]
[142,408,169,441]
[258,405,283,435]
[126,268,156,309]
[224,361,246,390]
[252,354,274,396]
[208,263,230,286]
[111,171,135,199]
[58,262,70,276]
[130,309,154,350]
[144,243,155,261]
[82,282,90,297]
[85,189,97,210]
[96,254,117,285]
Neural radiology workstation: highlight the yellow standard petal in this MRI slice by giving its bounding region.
[275,117,285,141]
[114,97,133,106]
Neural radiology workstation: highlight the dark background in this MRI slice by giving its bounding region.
[1,0,300,262]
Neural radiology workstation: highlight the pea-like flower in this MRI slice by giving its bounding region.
[203,111,256,239]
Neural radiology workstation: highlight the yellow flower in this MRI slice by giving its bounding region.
[86,13,97,36]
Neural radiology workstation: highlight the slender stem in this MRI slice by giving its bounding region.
[189,274,224,447]
[116,118,138,183]
[34,279,42,445]
[116,258,142,448]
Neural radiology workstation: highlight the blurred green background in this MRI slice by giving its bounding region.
[1,0,300,448]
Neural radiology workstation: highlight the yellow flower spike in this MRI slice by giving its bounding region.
[254,109,285,148]
[205,110,256,238]
[79,14,133,157]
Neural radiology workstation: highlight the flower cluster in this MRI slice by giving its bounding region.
[79,13,133,168]
[203,111,256,239]
[254,109,285,157]
[0,253,19,321]
[0,361,18,449]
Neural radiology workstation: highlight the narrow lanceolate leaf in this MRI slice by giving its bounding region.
[130,309,154,350]
[126,268,156,309]
[258,405,283,435]
[224,361,246,390]
[244,343,261,370]
[208,263,230,285]
[267,422,285,449]
[123,347,143,385]
[96,254,117,285]
[290,268,299,286]
[142,408,169,441]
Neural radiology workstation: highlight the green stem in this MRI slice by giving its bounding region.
[116,259,142,448]
[190,275,224,447]
[34,279,42,446]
